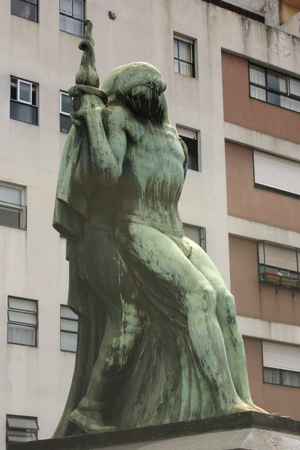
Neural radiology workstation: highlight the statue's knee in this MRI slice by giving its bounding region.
[189,284,217,314]
[216,289,237,326]
[223,291,236,315]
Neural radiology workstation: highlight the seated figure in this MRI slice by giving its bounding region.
[53,20,266,436]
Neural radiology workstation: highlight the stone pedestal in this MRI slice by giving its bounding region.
[8,412,300,450]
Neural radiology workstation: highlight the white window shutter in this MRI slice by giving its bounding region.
[183,224,200,245]
[254,150,300,196]
[258,242,298,272]
[263,341,300,372]
[177,126,197,140]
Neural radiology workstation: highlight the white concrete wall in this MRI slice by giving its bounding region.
[1,0,300,443]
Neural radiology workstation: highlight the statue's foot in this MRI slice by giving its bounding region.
[247,403,269,414]
[230,401,258,414]
[69,408,117,433]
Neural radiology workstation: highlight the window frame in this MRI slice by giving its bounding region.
[6,414,38,444]
[177,125,200,171]
[60,91,72,116]
[10,76,39,125]
[263,367,300,388]
[17,79,33,105]
[258,241,300,292]
[11,0,38,23]
[60,91,73,133]
[60,305,78,352]
[0,182,27,230]
[7,296,38,348]
[262,341,300,388]
[173,34,196,78]
[249,63,300,113]
[59,0,85,37]
[183,223,206,252]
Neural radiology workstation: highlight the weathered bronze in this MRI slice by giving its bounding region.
[53,20,266,436]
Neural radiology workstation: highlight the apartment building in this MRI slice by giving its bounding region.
[1,0,300,445]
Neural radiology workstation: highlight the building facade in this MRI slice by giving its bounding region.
[1,0,300,445]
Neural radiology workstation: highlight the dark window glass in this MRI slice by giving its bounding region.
[60,115,72,133]
[31,84,38,106]
[10,101,37,125]
[180,135,198,171]
[267,72,287,93]
[10,78,17,100]
[268,92,281,107]
[11,0,38,22]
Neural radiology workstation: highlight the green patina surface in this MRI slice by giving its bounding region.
[53,19,266,437]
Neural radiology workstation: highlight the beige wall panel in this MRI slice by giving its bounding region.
[229,236,300,325]
[243,337,300,420]
[222,52,300,144]
[225,141,300,233]
[243,337,264,406]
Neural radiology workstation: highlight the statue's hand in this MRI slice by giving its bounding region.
[71,94,106,126]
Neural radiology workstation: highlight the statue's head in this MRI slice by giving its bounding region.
[101,62,167,123]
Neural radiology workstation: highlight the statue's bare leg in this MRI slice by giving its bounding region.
[184,237,267,413]
[116,222,250,415]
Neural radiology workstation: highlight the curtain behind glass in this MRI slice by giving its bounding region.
[250,85,266,101]
[249,66,265,86]
[8,324,36,346]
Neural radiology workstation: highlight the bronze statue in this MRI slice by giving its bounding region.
[53,20,266,436]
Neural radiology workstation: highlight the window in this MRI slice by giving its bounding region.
[249,63,300,113]
[183,224,206,252]
[174,35,195,77]
[60,0,85,37]
[262,341,300,388]
[177,126,199,171]
[11,0,38,22]
[60,305,78,352]
[10,77,38,125]
[253,150,300,197]
[0,183,26,230]
[258,241,300,290]
[7,297,38,347]
[60,91,72,133]
[6,415,38,444]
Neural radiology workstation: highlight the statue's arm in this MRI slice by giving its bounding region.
[72,94,126,185]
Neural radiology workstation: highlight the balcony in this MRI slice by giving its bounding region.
[258,241,300,295]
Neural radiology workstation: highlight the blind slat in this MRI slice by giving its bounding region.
[254,150,300,196]
[183,224,200,245]
[263,341,300,372]
[258,242,298,272]
[177,126,197,140]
